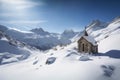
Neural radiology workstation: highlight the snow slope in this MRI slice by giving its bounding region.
[0,31,39,65]
[89,17,120,41]
[0,17,120,80]
[72,17,120,43]
[0,33,120,80]
[99,34,120,53]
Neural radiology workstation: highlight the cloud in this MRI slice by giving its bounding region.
[0,20,47,24]
[0,0,44,9]
[0,20,47,31]
[0,0,44,22]
[0,13,25,17]
[8,27,32,33]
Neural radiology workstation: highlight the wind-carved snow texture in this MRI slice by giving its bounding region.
[101,65,115,77]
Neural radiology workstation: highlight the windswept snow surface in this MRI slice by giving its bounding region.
[99,34,120,53]
[0,32,120,80]
[0,17,120,80]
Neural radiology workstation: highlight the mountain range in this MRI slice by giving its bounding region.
[0,25,78,50]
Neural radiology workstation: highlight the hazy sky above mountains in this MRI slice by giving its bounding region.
[0,0,120,33]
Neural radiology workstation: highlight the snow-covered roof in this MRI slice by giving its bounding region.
[83,36,97,46]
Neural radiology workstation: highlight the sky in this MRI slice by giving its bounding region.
[0,0,120,33]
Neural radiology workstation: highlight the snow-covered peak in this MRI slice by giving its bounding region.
[88,19,107,28]
[61,29,78,39]
[89,19,101,25]
[62,29,75,34]
[30,28,49,35]
[109,16,120,26]
[112,16,120,22]
[86,16,120,42]
[86,20,101,28]
[31,28,44,32]
[86,19,108,34]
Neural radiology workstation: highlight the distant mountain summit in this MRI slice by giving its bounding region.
[112,16,120,21]
[86,19,108,33]
[30,28,49,35]
[62,29,74,34]
[61,29,78,39]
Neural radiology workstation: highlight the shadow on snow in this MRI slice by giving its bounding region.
[96,50,120,59]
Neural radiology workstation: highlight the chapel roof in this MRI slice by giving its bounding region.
[79,28,97,46]
[82,36,97,46]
